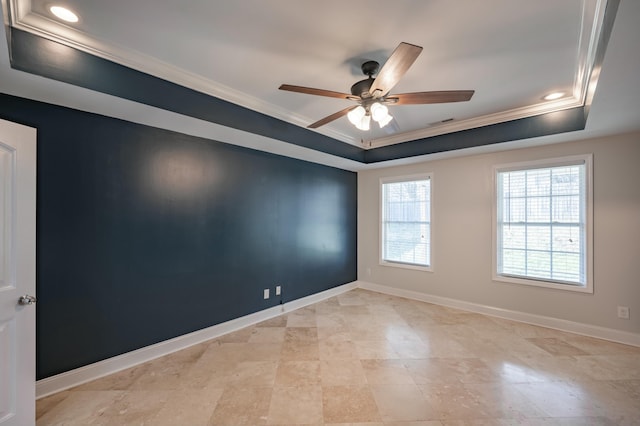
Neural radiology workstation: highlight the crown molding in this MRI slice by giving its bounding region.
[364,0,608,149]
[363,96,583,149]
[3,0,358,146]
[4,0,608,150]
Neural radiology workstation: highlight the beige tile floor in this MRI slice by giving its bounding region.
[37,289,640,425]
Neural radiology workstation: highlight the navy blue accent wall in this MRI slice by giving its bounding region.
[0,94,357,379]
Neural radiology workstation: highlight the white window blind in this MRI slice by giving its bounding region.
[381,176,431,268]
[496,160,588,286]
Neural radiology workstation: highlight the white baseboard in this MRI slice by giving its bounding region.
[36,281,358,399]
[38,279,638,399]
[358,281,640,348]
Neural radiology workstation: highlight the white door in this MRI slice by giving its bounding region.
[0,119,37,426]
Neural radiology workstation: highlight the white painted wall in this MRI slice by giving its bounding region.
[358,131,640,333]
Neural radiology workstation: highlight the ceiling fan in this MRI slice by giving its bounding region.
[279,42,474,130]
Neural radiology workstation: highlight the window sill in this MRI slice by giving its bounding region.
[493,274,593,293]
[380,260,433,273]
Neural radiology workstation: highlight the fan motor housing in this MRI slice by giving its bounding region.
[351,78,375,98]
[351,60,380,98]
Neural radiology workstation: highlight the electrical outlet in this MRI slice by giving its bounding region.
[617,306,630,320]
[275,285,281,296]
[264,289,269,299]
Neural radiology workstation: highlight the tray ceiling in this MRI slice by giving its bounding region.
[4,0,610,150]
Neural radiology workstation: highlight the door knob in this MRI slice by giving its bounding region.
[18,295,37,305]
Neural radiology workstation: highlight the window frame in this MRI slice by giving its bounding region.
[379,173,433,272]
[492,154,593,293]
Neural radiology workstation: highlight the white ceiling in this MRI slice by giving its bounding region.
[1,0,639,170]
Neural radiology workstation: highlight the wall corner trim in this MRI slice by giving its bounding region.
[358,281,640,348]
[36,281,358,399]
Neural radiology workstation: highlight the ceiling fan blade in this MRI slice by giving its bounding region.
[279,84,352,100]
[389,90,475,105]
[308,106,358,128]
[369,42,423,98]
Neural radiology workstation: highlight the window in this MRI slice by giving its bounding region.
[493,155,593,292]
[380,174,432,270]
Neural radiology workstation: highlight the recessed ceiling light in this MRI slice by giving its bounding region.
[49,6,79,23]
[543,92,565,101]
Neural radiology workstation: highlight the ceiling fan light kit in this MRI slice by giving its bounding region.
[358,114,371,131]
[279,42,475,131]
[347,106,366,125]
[347,107,371,131]
[348,103,393,130]
[370,102,392,127]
